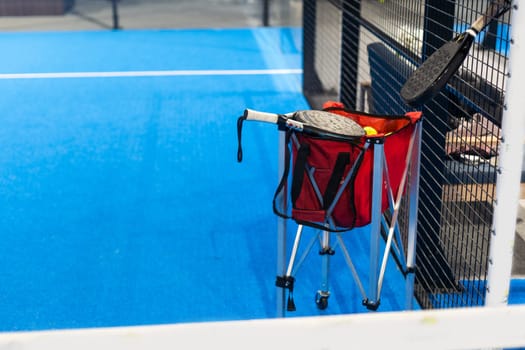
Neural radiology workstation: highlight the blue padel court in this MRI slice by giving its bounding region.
[0,28,523,332]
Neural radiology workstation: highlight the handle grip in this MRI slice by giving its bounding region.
[244,109,280,124]
[471,0,511,33]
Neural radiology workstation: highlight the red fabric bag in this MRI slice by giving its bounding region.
[273,102,421,231]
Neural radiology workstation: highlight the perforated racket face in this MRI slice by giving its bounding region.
[294,110,365,138]
[401,34,473,106]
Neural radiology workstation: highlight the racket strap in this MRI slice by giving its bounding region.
[291,143,311,206]
[236,116,247,162]
[291,147,351,212]
[323,152,350,210]
[292,150,357,232]
[272,131,293,219]
[272,132,358,232]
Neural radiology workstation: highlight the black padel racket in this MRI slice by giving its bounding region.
[237,109,365,162]
[400,0,511,107]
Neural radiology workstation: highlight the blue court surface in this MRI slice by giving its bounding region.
[0,28,521,332]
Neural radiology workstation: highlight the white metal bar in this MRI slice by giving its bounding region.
[369,142,385,302]
[320,230,331,294]
[4,305,525,350]
[486,2,525,307]
[336,234,368,299]
[377,226,396,297]
[291,231,320,276]
[285,225,304,276]
[380,216,406,269]
[377,121,419,297]
[380,155,407,262]
[0,69,303,80]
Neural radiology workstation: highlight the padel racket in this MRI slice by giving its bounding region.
[244,109,365,139]
[237,109,365,162]
[400,0,511,107]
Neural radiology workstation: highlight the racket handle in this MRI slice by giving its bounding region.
[244,109,279,124]
[471,0,510,33]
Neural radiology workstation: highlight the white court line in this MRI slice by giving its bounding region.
[0,69,303,80]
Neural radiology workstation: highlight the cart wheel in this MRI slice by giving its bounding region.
[315,292,329,310]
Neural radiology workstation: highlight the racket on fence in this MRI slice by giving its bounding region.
[400,0,511,107]
[237,109,365,162]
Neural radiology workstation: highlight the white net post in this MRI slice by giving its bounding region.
[486,1,525,307]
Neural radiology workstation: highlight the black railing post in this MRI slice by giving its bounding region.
[415,0,458,293]
[111,0,120,30]
[340,0,361,110]
[302,0,318,95]
[482,20,499,50]
[262,0,270,26]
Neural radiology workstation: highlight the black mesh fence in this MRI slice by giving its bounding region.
[303,0,513,309]
[303,0,342,107]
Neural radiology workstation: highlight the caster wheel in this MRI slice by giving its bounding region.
[315,292,329,310]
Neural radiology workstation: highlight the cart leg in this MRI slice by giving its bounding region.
[276,131,288,317]
[276,225,305,312]
[405,121,422,309]
[316,230,334,310]
[364,141,384,311]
